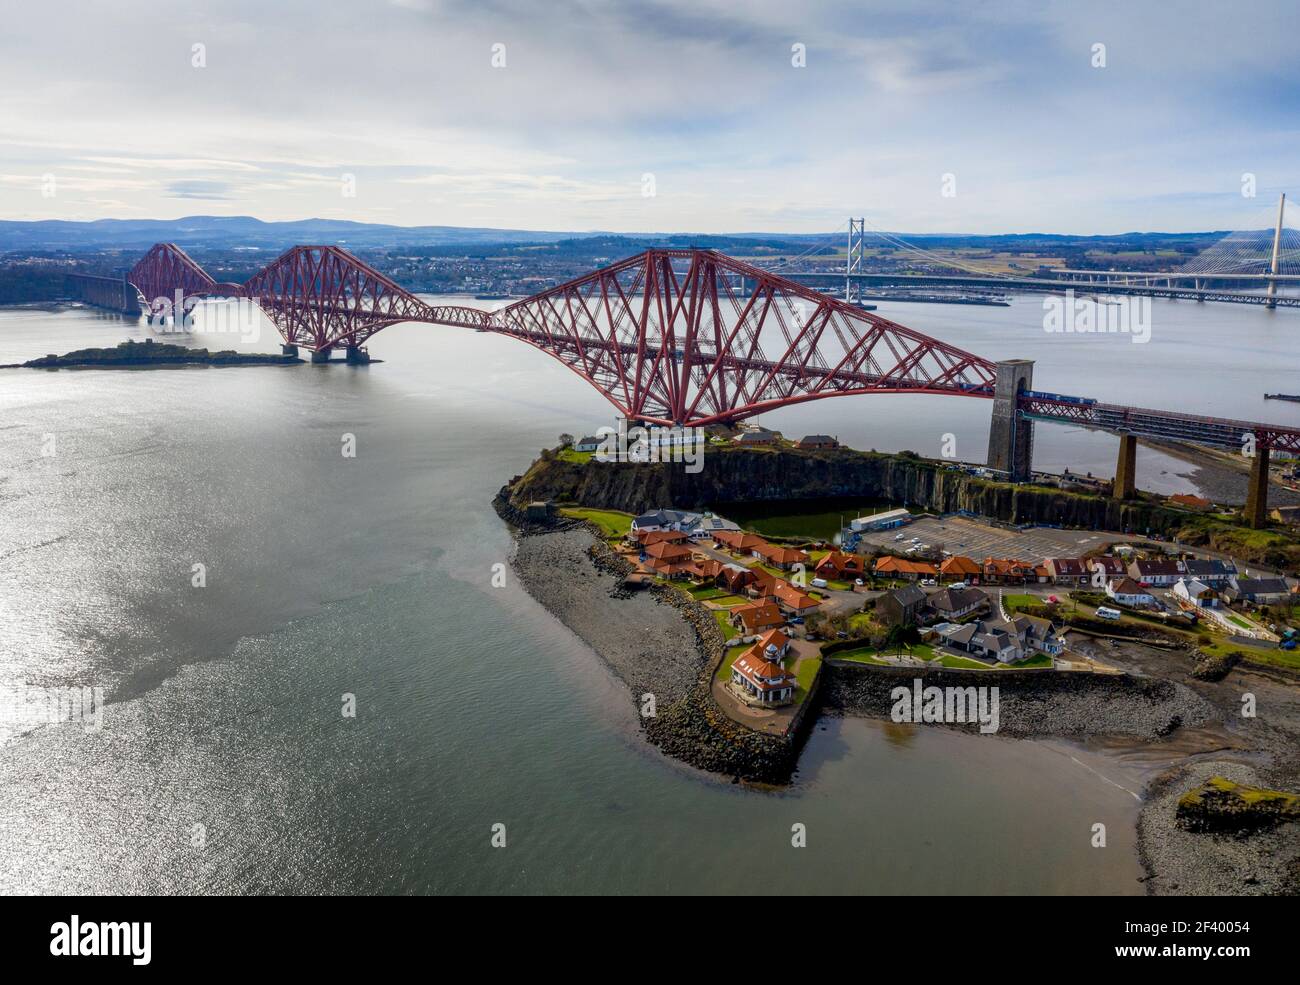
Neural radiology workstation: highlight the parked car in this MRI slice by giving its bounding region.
[788,616,804,625]
[947,581,967,590]
[1096,606,1122,621]
[811,577,829,589]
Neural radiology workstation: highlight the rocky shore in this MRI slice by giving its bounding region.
[821,662,1213,740]
[1139,762,1300,895]
[494,491,797,783]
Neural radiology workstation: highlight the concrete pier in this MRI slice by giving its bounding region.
[1245,445,1271,528]
[310,347,332,364]
[1113,432,1137,499]
[985,359,1034,482]
[345,345,371,365]
[282,344,299,357]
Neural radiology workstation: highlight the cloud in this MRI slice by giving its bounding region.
[0,0,1297,232]
[165,179,234,200]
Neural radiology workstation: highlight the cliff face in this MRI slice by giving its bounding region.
[515,447,1169,530]
[509,446,1300,571]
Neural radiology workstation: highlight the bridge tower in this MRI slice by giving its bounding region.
[846,218,865,305]
[986,359,1034,481]
[1267,192,1286,309]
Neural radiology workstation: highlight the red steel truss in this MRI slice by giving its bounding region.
[127,243,998,426]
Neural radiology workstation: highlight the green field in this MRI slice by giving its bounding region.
[557,448,594,464]
[709,497,899,540]
[558,507,633,537]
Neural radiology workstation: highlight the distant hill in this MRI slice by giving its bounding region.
[0,215,598,251]
[0,214,1237,254]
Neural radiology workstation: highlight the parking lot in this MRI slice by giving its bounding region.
[855,515,1125,563]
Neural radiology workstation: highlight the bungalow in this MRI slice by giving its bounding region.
[874,556,939,581]
[646,558,693,579]
[734,427,780,446]
[768,579,820,616]
[631,508,694,533]
[1173,577,1218,608]
[1128,558,1184,586]
[729,644,798,706]
[1106,576,1154,607]
[730,601,785,636]
[1223,577,1291,605]
[814,551,867,580]
[574,435,604,453]
[752,542,810,570]
[687,558,725,582]
[715,564,757,594]
[795,434,838,450]
[877,585,927,627]
[642,541,692,564]
[939,555,982,583]
[925,586,989,622]
[713,530,766,553]
[1046,557,1090,587]
[635,528,691,547]
[1181,558,1237,585]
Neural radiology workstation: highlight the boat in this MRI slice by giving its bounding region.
[1264,393,1300,402]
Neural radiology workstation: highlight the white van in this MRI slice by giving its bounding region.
[1096,606,1122,621]
[946,581,967,590]
[810,577,829,589]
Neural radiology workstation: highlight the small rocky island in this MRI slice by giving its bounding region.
[7,339,301,369]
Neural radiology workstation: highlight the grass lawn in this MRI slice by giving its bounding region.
[688,585,727,600]
[714,642,754,682]
[557,448,594,464]
[1001,653,1053,669]
[1002,594,1040,612]
[558,507,633,538]
[831,648,891,666]
[1226,614,1251,629]
[934,653,996,670]
[712,609,738,639]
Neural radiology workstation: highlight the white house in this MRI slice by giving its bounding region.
[1173,577,1218,608]
[1106,576,1154,607]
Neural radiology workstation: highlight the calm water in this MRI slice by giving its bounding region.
[4,291,1291,894]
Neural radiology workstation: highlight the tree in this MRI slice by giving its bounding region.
[558,433,575,448]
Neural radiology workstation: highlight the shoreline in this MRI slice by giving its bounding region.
[492,482,1300,893]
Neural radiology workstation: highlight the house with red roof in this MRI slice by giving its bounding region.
[730,601,785,636]
[728,640,798,706]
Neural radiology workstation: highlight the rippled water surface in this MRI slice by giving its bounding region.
[5,293,1289,893]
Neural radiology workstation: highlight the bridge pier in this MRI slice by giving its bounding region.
[282,344,299,357]
[986,359,1034,482]
[1113,432,1137,499]
[345,345,371,365]
[310,347,332,364]
[1245,445,1271,528]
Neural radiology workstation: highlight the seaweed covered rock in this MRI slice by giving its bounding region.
[1190,649,1241,682]
[1176,776,1300,835]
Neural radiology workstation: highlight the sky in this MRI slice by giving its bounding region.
[1,0,1298,235]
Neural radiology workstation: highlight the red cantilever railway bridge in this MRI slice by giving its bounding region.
[122,242,1300,525]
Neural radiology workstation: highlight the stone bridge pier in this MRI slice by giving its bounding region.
[985,359,1034,482]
